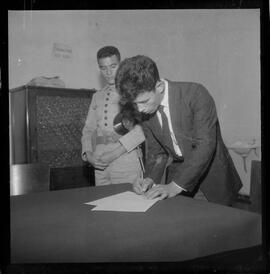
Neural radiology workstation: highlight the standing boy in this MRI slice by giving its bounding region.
[82,46,145,185]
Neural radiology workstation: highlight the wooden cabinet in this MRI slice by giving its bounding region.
[10,85,96,188]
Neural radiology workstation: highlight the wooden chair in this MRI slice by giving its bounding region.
[232,160,261,212]
[50,164,94,190]
[10,163,50,196]
[249,160,261,213]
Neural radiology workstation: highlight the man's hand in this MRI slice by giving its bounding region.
[144,182,183,200]
[85,151,108,170]
[133,177,154,195]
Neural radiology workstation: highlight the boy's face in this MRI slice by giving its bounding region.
[134,90,160,114]
[98,55,120,85]
[133,82,164,114]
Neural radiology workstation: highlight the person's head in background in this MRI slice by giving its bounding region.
[115,55,165,114]
[97,46,121,86]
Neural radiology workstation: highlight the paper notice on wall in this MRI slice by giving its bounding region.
[52,42,73,60]
[85,191,160,212]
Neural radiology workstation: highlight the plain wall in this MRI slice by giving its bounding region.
[8,10,261,195]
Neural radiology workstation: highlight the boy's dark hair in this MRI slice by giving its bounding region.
[115,55,160,103]
[113,102,143,135]
[97,46,121,61]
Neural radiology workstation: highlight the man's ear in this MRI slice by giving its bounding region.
[155,80,165,95]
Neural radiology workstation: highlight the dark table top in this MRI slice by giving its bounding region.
[10,183,262,263]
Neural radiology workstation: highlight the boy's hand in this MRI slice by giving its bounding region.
[85,151,108,170]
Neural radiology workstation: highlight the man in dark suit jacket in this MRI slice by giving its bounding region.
[115,55,242,206]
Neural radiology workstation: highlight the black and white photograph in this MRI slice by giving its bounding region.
[2,3,268,274]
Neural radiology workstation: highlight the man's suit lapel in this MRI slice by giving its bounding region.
[147,80,183,149]
[167,80,185,156]
[147,112,164,140]
[167,80,181,133]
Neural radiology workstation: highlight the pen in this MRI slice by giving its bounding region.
[137,147,145,174]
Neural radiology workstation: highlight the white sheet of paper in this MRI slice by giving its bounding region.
[85,191,159,212]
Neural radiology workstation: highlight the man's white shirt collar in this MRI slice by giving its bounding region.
[160,79,169,108]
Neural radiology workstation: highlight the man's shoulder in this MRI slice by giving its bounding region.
[98,85,110,93]
[167,79,204,90]
[167,80,210,97]
[92,86,107,98]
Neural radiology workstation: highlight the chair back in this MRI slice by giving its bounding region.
[249,160,261,213]
[10,163,50,196]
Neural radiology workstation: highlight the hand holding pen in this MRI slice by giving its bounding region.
[133,177,155,195]
[133,177,182,200]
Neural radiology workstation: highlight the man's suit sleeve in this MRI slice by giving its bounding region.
[143,123,169,184]
[118,125,145,152]
[173,84,218,192]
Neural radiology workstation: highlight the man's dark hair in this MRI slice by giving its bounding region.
[115,55,160,103]
[97,46,121,61]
